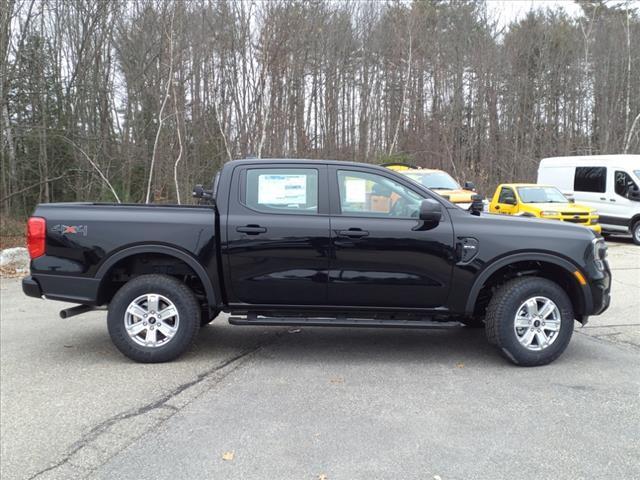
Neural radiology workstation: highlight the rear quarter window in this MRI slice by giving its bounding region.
[574,167,606,193]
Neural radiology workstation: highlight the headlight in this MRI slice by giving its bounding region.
[540,211,560,217]
[591,211,599,219]
[592,237,607,271]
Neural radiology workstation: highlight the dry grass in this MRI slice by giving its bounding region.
[0,216,26,250]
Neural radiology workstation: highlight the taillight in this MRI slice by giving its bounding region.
[27,217,46,259]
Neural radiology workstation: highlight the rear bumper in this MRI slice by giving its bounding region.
[22,276,43,298]
[22,273,101,305]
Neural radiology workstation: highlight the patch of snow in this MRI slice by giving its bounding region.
[0,247,30,271]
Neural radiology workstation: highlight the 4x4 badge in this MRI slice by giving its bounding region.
[52,224,88,236]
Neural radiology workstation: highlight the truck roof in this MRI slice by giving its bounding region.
[498,183,553,188]
[539,154,640,168]
[229,158,387,168]
[230,159,452,177]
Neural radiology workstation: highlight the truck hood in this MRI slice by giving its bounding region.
[433,189,475,203]
[523,202,595,213]
[478,209,596,238]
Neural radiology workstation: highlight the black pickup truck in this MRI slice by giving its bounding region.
[23,159,611,366]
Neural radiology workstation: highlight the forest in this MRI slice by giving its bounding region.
[2,0,639,221]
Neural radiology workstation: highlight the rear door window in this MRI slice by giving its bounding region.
[244,168,319,214]
[574,167,606,193]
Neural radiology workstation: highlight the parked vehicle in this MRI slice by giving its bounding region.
[382,162,481,210]
[23,159,611,366]
[488,183,602,234]
[537,155,640,244]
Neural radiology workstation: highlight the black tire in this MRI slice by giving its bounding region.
[200,308,220,327]
[485,277,574,366]
[632,220,640,246]
[459,317,485,328]
[108,274,201,363]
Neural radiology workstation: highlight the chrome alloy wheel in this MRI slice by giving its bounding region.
[514,296,561,351]
[124,294,180,348]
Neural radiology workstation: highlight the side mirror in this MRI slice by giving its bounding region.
[192,184,213,202]
[418,199,442,225]
[464,181,476,192]
[470,194,484,216]
[504,197,517,205]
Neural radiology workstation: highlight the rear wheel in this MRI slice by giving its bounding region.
[108,274,200,363]
[485,277,574,366]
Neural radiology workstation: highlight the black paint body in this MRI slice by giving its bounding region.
[23,159,611,321]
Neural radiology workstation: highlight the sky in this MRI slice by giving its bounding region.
[486,0,585,27]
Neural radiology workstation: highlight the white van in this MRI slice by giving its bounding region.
[537,155,640,244]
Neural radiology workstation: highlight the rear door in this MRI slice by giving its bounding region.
[225,164,330,305]
[572,166,613,219]
[327,166,455,308]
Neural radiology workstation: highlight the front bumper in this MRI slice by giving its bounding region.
[589,274,611,316]
[587,223,602,234]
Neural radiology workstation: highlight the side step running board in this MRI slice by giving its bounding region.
[229,314,462,329]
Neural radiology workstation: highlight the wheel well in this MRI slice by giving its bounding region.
[472,260,585,318]
[97,253,207,307]
[631,215,640,228]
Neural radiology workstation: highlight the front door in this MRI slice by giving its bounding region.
[492,186,518,215]
[327,167,455,309]
[225,165,330,305]
[607,169,640,229]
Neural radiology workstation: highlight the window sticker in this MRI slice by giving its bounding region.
[345,178,367,203]
[258,174,307,205]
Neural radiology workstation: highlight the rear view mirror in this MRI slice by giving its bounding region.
[464,181,476,192]
[418,199,442,226]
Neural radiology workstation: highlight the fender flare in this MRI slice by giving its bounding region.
[464,252,592,315]
[95,245,217,307]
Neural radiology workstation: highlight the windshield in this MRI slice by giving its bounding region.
[404,172,460,190]
[517,186,568,203]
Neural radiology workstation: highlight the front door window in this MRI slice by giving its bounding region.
[337,170,423,218]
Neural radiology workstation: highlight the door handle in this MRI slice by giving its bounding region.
[600,197,607,200]
[609,199,616,202]
[336,229,369,238]
[236,225,267,235]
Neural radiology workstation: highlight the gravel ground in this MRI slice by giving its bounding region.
[1,238,638,480]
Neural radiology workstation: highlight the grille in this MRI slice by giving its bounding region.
[563,218,589,224]
[561,212,589,216]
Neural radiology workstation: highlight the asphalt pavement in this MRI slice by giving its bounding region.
[1,238,638,480]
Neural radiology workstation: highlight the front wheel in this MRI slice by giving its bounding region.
[108,274,201,363]
[485,277,574,366]
[632,221,640,246]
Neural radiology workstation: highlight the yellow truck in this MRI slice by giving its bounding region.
[489,183,602,234]
[383,163,480,210]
